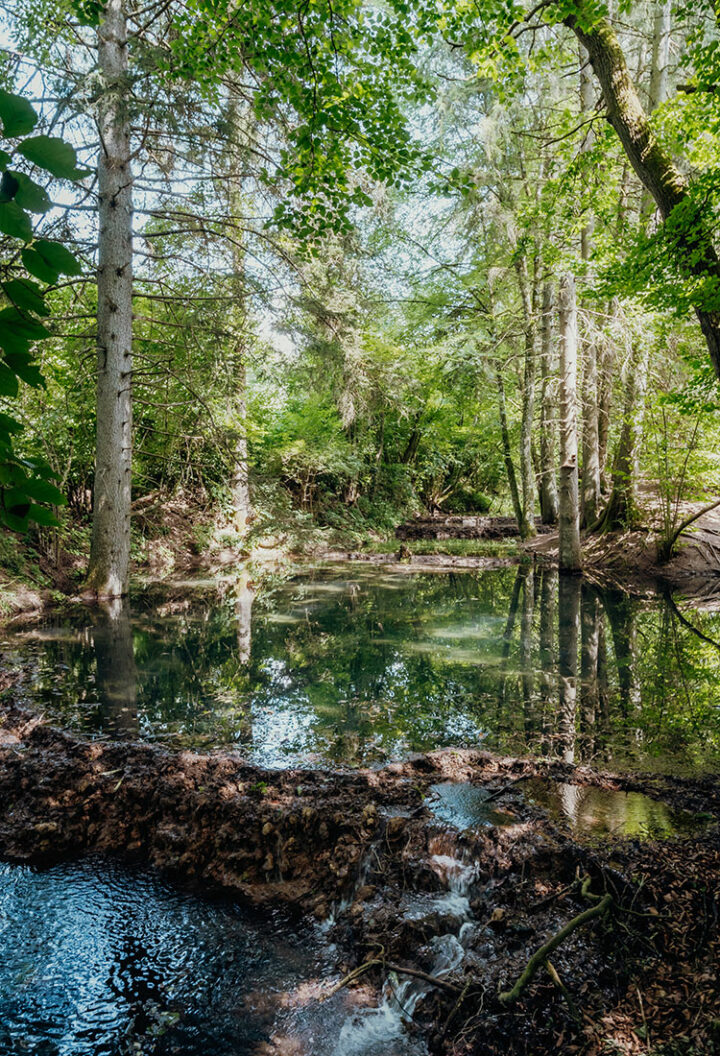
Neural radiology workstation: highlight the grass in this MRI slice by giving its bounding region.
[360,537,522,558]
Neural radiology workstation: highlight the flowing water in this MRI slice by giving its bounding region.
[3,562,720,774]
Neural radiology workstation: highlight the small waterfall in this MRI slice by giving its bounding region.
[329,847,477,1056]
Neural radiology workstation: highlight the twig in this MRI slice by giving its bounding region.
[546,960,581,1024]
[386,962,462,993]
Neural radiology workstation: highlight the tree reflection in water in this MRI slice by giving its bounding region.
[92,599,138,738]
[6,564,720,773]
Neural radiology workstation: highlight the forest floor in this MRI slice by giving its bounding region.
[1,698,719,1055]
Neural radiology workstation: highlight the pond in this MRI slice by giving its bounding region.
[3,562,720,775]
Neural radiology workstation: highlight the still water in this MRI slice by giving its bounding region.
[3,562,720,775]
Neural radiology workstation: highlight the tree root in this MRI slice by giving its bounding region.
[499,889,612,1006]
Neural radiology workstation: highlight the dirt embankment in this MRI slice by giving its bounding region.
[1,702,720,1054]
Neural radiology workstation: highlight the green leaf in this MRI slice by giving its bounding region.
[6,171,52,213]
[2,278,50,317]
[3,487,31,517]
[0,323,30,357]
[0,200,32,241]
[21,247,59,284]
[0,506,30,533]
[0,89,38,138]
[27,503,60,527]
[0,149,11,168]
[4,352,44,388]
[22,477,66,505]
[16,135,89,180]
[0,364,19,397]
[0,412,23,436]
[33,239,83,276]
[0,307,50,340]
[0,171,19,203]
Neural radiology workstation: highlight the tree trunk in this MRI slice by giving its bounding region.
[515,254,537,539]
[558,274,582,571]
[495,363,524,531]
[538,280,559,523]
[578,43,601,527]
[597,338,649,532]
[565,9,720,379]
[228,98,253,532]
[86,0,133,598]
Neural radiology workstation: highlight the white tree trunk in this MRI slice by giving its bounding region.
[87,0,133,598]
[558,274,582,571]
[515,254,537,539]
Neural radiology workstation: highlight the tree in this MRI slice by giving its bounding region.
[85,0,134,598]
[558,274,581,571]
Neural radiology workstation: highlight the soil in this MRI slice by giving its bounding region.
[2,701,719,1055]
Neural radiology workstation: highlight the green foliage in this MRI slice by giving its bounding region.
[0,87,86,531]
[169,0,432,238]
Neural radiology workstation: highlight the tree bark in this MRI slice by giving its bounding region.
[538,280,559,523]
[227,97,253,532]
[515,254,537,539]
[579,43,601,527]
[564,9,720,379]
[495,363,524,531]
[597,338,649,532]
[87,0,134,598]
[558,274,582,571]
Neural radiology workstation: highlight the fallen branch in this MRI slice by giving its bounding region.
[324,957,462,1002]
[499,892,612,1006]
[386,961,462,993]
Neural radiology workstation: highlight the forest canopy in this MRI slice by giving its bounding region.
[1,0,720,591]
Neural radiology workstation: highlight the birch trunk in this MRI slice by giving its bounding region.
[558,275,582,571]
[538,280,559,523]
[579,44,601,526]
[87,0,133,598]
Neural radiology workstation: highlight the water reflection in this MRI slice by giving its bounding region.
[3,563,720,774]
[93,599,138,738]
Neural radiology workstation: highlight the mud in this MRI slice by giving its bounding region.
[1,702,719,1054]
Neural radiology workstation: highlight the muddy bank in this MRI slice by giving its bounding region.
[2,702,720,1054]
